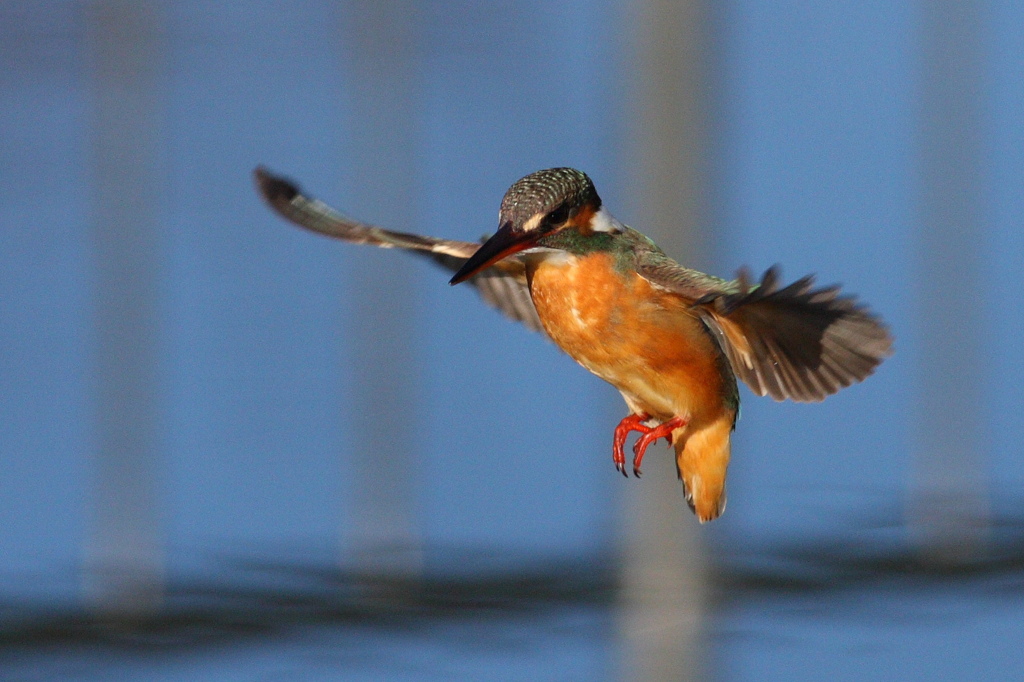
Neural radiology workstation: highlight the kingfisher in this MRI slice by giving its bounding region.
[254,166,892,522]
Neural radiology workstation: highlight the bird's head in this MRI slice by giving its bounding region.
[450,167,623,284]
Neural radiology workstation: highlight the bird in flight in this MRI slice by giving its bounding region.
[254,166,892,522]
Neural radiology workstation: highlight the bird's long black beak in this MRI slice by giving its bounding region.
[449,222,534,285]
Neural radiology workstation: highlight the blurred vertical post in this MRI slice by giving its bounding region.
[911,0,989,562]
[84,1,165,616]
[618,1,711,679]
[339,1,423,576]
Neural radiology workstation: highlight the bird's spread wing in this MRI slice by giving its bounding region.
[637,256,893,402]
[254,167,545,333]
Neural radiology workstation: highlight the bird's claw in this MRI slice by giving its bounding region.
[612,412,652,478]
[628,415,688,478]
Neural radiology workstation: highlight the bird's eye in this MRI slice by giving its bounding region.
[547,205,570,226]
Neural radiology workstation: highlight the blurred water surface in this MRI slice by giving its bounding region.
[5,523,1024,680]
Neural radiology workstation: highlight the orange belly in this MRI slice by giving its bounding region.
[527,251,731,428]
[528,250,736,521]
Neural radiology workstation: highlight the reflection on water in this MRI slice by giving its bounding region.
[717,514,1024,597]
[4,515,1024,681]
[0,552,618,681]
[714,511,1024,681]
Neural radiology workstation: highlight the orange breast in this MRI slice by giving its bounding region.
[528,251,731,427]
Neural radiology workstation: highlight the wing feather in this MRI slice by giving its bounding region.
[254,167,544,334]
[638,258,893,402]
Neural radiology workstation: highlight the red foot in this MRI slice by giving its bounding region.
[632,416,687,477]
[613,413,651,477]
[612,413,684,478]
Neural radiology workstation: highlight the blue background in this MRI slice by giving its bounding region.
[2,1,1023,679]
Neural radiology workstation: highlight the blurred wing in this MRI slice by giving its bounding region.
[254,166,545,333]
[638,258,893,402]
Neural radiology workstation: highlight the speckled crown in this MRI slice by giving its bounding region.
[498,168,599,228]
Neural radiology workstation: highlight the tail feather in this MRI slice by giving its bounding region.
[675,414,733,522]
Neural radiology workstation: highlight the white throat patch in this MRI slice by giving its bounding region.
[589,207,625,234]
